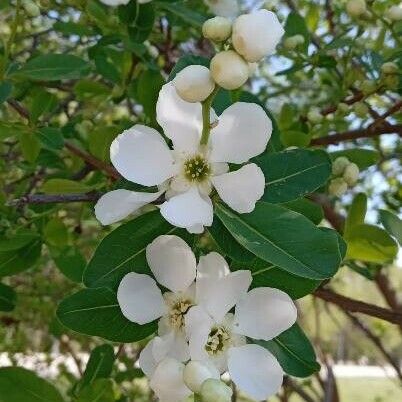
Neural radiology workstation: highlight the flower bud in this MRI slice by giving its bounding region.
[202,17,232,42]
[381,62,399,75]
[332,156,350,176]
[210,50,249,90]
[232,10,284,62]
[22,0,40,17]
[343,163,359,185]
[173,65,215,103]
[200,379,232,402]
[353,102,369,118]
[183,361,217,393]
[204,0,239,18]
[346,0,367,17]
[307,107,323,124]
[385,5,402,21]
[262,0,276,11]
[329,178,348,197]
[383,74,400,90]
[338,102,349,114]
[284,34,305,50]
[99,0,131,5]
[361,79,377,95]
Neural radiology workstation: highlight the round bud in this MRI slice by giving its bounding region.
[385,5,402,21]
[353,102,369,118]
[173,65,215,103]
[361,79,377,95]
[381,62,399,75]
[284,34,305,50]
[22,0,40,17]
[307,107,323,124]
[346,0,367,17]
[210,50,249,90]
[232,9,284,63]
[328,178,348,197]
[183,361,217,393]
[202,17,232,42]
[262,0,276,11]
[343,163,360,186]
[99,0,131,5]
[200,379,233,402]
[383,74,400,90]
[332,156,350,176]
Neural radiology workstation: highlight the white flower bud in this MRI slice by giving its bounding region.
[200,379,232,402]
[307,107,323,124]
[22,0,40,17]
[381,62,399,75]
[99,0,131,5]
[332,156,350,176]
[173,65,215,103]
[329,178,348,197]
[232,10,284,62]
[262,0,276,11]
[385,5,402,21]
[202,17,232,42]
[361,79,377,95]
[183,361,216,393]
[284,34,305,50]
[343,162,359,186]
[204,0,239,19]
[210,50,249,90]
[346,0,367,17]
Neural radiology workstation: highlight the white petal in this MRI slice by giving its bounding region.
[160,187,213,232]
[205,0,239,18]
[234,287,297,341]
[212,163,265,213]
[146,235,196,293]
[153,331,190,363]
[197,269,252,323]
[210,102,272,163]
[185,306,213,362]
[117,273,166,325]
[94,189,163,225]
[149,358,192,402]
[156,82,202,153]
[197,252,230,279]
[228,344,283,401]
[139,339,158,378]
[110,124,175,186]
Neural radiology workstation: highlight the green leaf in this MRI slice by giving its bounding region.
[29,89,58,122]
[76,379,114,402]
[0,121,30,140]
[281,130,312,148]
[57,287,156,342]
[84,210,191,290]
[344,193,367,234]
[0,240,42,278]
[50,246,86,283]
[0,230,39,252]
[89,126,120,162]
[380,210,402,245]
[281,198,324,225]
[37,127,64,150]
[0,282,16,312]
[74,80,110,101]
[0,367,65,402]
[257,324,320,378]
[256,149,331,203]
[44,218,69,248]
[330,149,380,170]
[0,81,12,105]
[41,179,93,194]
[14,54,91,81]
[158,3,206,27]
[19,132,41,163]
[77,345,115,393]
[345,224,398,263]
[53,21,95,37]
[284,12,310,53]
[215,202,341,280]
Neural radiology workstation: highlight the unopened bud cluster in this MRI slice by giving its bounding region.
[329,157,360,197]
[380,62,400,90]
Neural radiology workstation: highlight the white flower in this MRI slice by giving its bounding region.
[232,10,284,63]
[204,0,239,19]
[346,0,366,17]
[202,16,232,42]
[386,5,402,21]
[184,253,297,401]
[343,163,359,186]
[99,0,131,6]
[183,360,220,393]
[328,178,348,197]
[173,65,215,103]
[95,82,271,233]
[201,378,233,402]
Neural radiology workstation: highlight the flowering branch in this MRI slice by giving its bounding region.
[10,192,103,206]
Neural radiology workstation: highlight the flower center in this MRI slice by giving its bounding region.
[183,155,211,183]
[168,298,194,330]
[205,326,231,356]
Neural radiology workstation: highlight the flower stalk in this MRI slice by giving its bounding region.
[200,85,220,146]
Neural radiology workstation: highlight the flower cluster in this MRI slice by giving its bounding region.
[329,156,360,197]
[117,235,297,401]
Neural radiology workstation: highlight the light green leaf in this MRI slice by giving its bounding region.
[77,379,114,402]
[19,132,41,163]
[44,218,69,248]
[89,126,120,162]
[380,210,402,245]
[0,283,16,312]
[330,148,380,170]
[41,179,93,194]
[158,3,206,27]
[344,193,367,234]
[57,287,156,342]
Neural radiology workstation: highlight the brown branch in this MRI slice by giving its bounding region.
[11,192,103,206]
[284,378,319,402]
[314,288,402,325]
[7,99,30,120]
[325,0,336,35]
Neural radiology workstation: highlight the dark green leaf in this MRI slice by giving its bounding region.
[158,3,206,27]
[0,230,39,252]
[57,287,156,342]
[51,246,86,283]
[380,210,402,245]
[37,127,64,150]
[284,12,310,53]
[76,379,114,402]
[281,198,324,225]
[53,21,95,37]
[0,81,12,105]
[0,283,16,312]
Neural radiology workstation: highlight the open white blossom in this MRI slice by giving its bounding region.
[185,253,297,401]
[204,0,239,19]
[95,81,271,233]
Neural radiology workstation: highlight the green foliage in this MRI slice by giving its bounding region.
[0,282,16,312]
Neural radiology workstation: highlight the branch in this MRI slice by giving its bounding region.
[10,192,103,206]
[314,288,402,325]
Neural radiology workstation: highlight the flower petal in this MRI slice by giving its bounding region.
[204,0,239,18]
[197,252,230,279]
[156,82,202,153]
[153,331,190,363]
[196,267,252,323]
[228,344,283,401]
[95,189,163,225]
[146,235,196,293]
[139,338,158,378]
[234,287,297,341]
[211,163,265,213]
[117,273,166,325]
[160,187,213,232]
[210,102,272,163]
[110,124,175,186]
[149,358,192,402]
